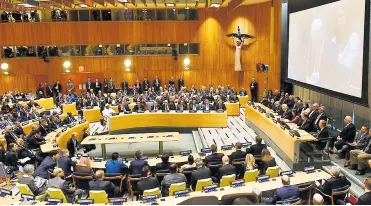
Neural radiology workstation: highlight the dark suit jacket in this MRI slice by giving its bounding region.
[229,150,247,162]
[299,119,315,133]
[5,151,19,170]
[308,109,319,121]
[261,159,277,175]
[14,126,26,137]
[67,138,78,158]
[249,82,258,93]
[340,123,356,142]
[205,152,224,166]
[282,109,293,120]
[39,125,49,137]
[130,159,148,175]
[137,177,160,194]
[246,144,267,157]
[89,180,119,198]
[155,162,171,172]
[214,103,226,111]
[34,156,56,179]
[4,132,17,145]
[313,112,328,128]
[271,185,300,203]
[143,80,150,91]
[152,79,161,88]
[216,164,236,181]
[26,135,44,150]
[317,127,329,139]
[178,79,184,90]
[357,191,371,205]
[57,156,76,175]
[121,82,129,91]
[118,104,130,113]
[191,167,212,190]
[319,176,351,196]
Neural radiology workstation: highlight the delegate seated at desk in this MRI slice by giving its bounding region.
[189,99,200,112]
[216,156,236,182]
[89,170,120,198]
[205,144,224,166]
[246,136,267,157]
[133,101,146,112]
[191,158,213,191]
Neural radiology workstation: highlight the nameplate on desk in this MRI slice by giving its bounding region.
[289,130,295,137]
[79,119,86,124]
[89,138,96,141]
[247,101,253,106]
[109,198,127,205]
[128,136,135,139]
[166,134,174,138]
[280,170,294,177]
[203,184,217,193]
[174,189,190,198]
[242,142,252,148]
[137,110,145,113]
[304,166,315,174]
[231,179,244,188]
[93,157,104,162]
[142,195,159,203]
[272,119,277,124]
[108,137,117,140]
[86,106,93,109]
[21,194,35,201]
[179,150,192,156]
[203,110,211,113]
[0,189,11,197]
[149,110,158,113]
[47,198,63,205]
[217,109,224,113]
[77,199,94,205]
[147,135,155,138]
[61,126,68,132]
[265,113,271,118]
[257,106,262,110]
[221,145,233,151]
[162,110,170,113]
[112,113,119,116]
[252,106,257,109]
[201,148,212,154]
[21,121,29,126]
[280,125,287,130]
[176,110,184,113]
[124,111,132,114]
[189,110,197,113]
[257,175,270,183]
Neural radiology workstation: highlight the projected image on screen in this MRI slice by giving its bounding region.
[288,0,365,98]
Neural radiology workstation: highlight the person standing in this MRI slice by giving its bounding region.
[143,77,150,93]
[66,79,74,94]
[250,78,258,102]
[178,76,184,91]
[53,80,62,96]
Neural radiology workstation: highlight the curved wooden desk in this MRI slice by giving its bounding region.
[82,106,119,122]
[245,104,316,169]
[41,121,90,153]
[109,111,227,132]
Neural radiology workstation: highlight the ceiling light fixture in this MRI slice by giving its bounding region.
[166,3,175,7]
[210,3,220,7]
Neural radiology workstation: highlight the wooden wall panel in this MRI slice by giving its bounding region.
[0,1,281,98]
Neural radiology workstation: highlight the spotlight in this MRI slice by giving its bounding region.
[166,3,175,6]
[184,58,190,65]
[1,63,9,70]
[126,68,131,72]
[63,61,71,68]
[185,6,189,9]
[3,71,9,75]
[210,3,220,7]
[66,69,71,73]
[124,59,131,67]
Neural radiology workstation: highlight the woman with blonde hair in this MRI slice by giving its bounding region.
[239,154,258,179]
[260,148,276,175]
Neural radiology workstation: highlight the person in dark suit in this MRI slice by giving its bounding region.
[249,78,258,102]
[313,106,328,130]
[215,99,226,111]
[46,84,54,98]
[299,113,315,133]
[189,99,199,111]
[130,150,148,175]
[4,125,20,145]
[57,149,76,176]
[143,77,150,93]
[34,150,60,179]
[67,132,79,158]
[118,99,130,113]
[5,143,20,172]
[39,119,49,137]
[86,77,93,91]
[239,88,248,96]
[89,170,120,198]
[318,166,351,204]
[134,79,142,94]
[137,165,160,195]
[272,101,283,115]
[178,76,184,91]
[308,103,319,121]
[94,79,102,94]
[53,80,62,96]
[150,101,160,111]
[343,126,370,167]
[327,116,356,154]
[161,100,172,112]
[133,101,146,112]
[191,158,212,191]
[216,156,236,182]
[201,99,213,111]
[312,120,330,150]
[49,168,78,203]
[27,130,45,150]
[153,76,161,92]
[63,112,76,125]
[205,144,224,166]
[14,121,26,137]
[120,79,128,95]
[229,142,247,163]
[266,175,300,204]
[156,154,171,172]
[357,177,371,205]
[281,104,292,121]
[246,136,267,157]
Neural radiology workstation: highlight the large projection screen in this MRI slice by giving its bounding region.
[287,0,367,100]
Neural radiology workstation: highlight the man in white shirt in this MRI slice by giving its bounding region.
[102,104,115,118]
